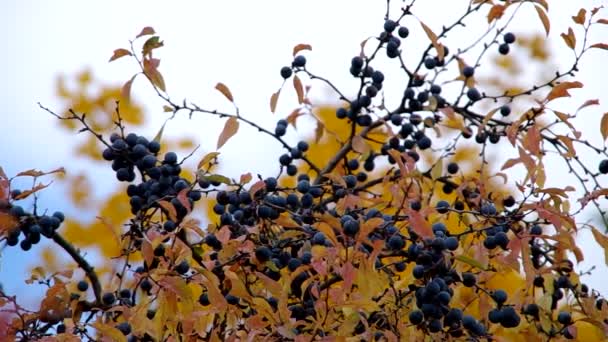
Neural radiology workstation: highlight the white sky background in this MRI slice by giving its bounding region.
[1,1,607,306]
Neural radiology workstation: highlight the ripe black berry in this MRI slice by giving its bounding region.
[599,160,608,174]
[467,88,482,102]
[77,280,89,292]
[280,66,293,79]
[498,43,510,55]
[463,66,475,78]
[293,55,306,67]
[503,32,516,44]
[398,26,409,38]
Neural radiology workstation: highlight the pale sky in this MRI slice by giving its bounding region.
[1,1,607,305]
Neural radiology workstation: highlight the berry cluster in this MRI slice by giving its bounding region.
[5,205,65,251]
[102,132,202,222]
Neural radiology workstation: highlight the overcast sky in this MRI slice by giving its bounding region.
[1,1,607,305]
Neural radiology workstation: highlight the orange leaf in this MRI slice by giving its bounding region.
[215,82,234,102]
[487,4,506,23]
[419,21,444,61]
[109,48,132,62]
[270,90,280,113]
[293,75,304,104]
[546,81,583,102]
[92,322,127,342]
[407,208,433,238]
[560,27,576,49]
[534,5,550,36]
[602,113,608,141]
[136,26,155,38]
[216,117,239,149]
[522,125,541,156]
[573,8,586,25]
[292,44,312,56]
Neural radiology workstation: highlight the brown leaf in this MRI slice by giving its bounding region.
[270,90,280,113]
[136,26,155,38]
[573,8,586,25]
[546,81,583,102]
[109,48,132,62]
[487,4,506,23]
[314,120,324,143]
[591,227,608,265]
[601,112,608,141]
[217,117,239,149]
[522,125,541,157]
[557,135,576,158]
[142,36,164,57]
[293,75,304,104]
[591,43,608,50]
[177,188,192,213]
[560,27,576,49]
[292,44,312,56]
[577,99,599,111]
[14,182,50,200]
[535,5,550,36]
[158,200,177,221]
[215,82,234,102]
[121,75,137,103]
[419,21,444,61]
[597,18,608,24]
[143,58,166,92]
[351,135,370,154]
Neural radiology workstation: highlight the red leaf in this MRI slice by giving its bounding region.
[215,82,234,102]
[109,48,132,62]
[177,188,191,213]
[407,208,433,238]
[292,44,312,57]
[216,117,239,149]
[143,58,166,92]
[136,26,155,38]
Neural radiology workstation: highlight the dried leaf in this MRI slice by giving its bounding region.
[158,200,177,221]
[597,19,608,24]
[215,82,234,102]
[352,135,370,154]
[152,122,166,143]
[591,227,608,265]
[577,99,599,111]
[487,4,506,23]
[136,26,155,38]
[601,113,608,141]
[142,36,164,57]
[293,75,304,104]
[143,58,166,92]
[270,90,280,113]
[109,48,132,62]
[419,21,444,60]
[546,81,583,102]
[560,27,576,49]
[591,43,608,50]
[535,5,550,36]
[557,135,576,158]
[121,74,137,104]
[217,117,239,149]
[573,8,587,25]
[292,44,312,56]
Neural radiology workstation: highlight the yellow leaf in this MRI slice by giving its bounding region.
[197,152,220,170]
[601,113,608,141]
[217,117,239,149]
